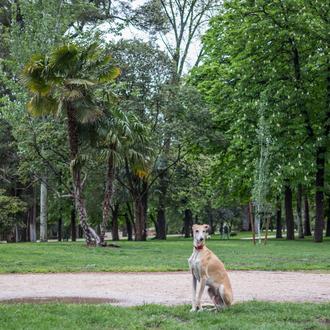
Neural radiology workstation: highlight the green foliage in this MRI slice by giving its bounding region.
[191,0,330,207]
[0,189,26,231]
[21,42,120,119]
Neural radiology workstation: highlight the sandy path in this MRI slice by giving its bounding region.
[0,271,329,306]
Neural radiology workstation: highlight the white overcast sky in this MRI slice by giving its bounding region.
[100,0,206,73]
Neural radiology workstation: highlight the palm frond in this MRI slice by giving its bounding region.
[27,94,58,116]
[49,44,80,74]
[98,54,112,66]
[74,101,104,124]
[64,78,96,87]
[21,55,52,96]
[99,66,121,83]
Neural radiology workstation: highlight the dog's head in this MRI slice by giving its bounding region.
[192,224,210,248]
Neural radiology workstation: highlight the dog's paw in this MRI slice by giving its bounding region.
[197,307,204,312]
[190,307,197,312]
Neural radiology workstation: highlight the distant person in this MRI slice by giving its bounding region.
[220,222,230,240]
[219,223,224,239]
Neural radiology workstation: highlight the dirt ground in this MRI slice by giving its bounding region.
[0,271,329,306]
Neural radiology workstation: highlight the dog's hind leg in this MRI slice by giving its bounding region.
[219,284,233,307]
[207,287,217,306]
[206,287,219,311]
[206,285,226,311]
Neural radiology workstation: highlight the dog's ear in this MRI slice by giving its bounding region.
[203,224,210,232]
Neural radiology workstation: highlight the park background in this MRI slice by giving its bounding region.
[0,0,329,329]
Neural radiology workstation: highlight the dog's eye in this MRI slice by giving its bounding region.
[203,231,205,233]
[195,230,199,233]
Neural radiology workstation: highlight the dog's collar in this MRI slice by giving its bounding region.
[194,245,204,250]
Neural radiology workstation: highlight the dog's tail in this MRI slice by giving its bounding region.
[219,284,233,306]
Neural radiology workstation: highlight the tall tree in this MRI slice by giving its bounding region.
[98,107,146,245]
[136,0,220,239]
[191,0,329,243]
[22,43,120,245]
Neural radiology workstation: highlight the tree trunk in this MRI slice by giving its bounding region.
[126,202,135,238]
[141,181,148,240]
[314,147,325,242]
[183,209,192,238]
[134,198,146,241]
[58,172,63,241]
[66,105,100,246]
[284,185,295,240]
[296,184,304,239]
[248,202,256,244]
[156,207,166,239]
[58,217,62,242]
[39,177,48,242]
[303,193,311,236]
[100,149,115,245]
[156,169,167,239]
[111,203,120,241]
[124,213,133,241]
[326,196,330,237]
[71,203,76,241]
[241,205,250,231]
[206,202,215,234]
[325,62,330,237]
[29,184,37,242]
[150,212,158,235]
[275,198,282,239]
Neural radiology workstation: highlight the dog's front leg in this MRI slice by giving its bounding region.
[190,274,197,312]
[196,278,206,311]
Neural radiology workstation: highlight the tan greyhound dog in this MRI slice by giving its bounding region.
[188,224,233,311]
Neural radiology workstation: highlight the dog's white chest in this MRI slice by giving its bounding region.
[188,251,201,281]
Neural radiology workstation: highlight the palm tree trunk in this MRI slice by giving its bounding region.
[100,149,115,245]
[67,105,100,246]
[284,185,295,240]
[303,193,311,236]
[40,176,48,242]
[296,184,304,239]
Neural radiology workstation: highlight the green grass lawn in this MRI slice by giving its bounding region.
[0,302,329,330]
[0,235,329,273]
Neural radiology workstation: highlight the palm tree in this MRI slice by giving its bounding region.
[22,43,120,245]
[98,107,147,244]
[123,129,151,241]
